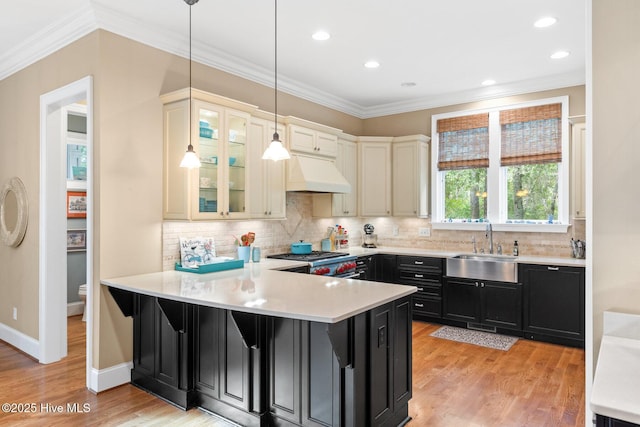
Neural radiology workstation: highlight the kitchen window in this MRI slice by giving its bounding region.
[431,96,569,232]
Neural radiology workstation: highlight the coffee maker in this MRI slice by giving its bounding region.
[362,223,377,248]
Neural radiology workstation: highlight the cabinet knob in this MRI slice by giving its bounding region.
[415,303,424,308]
[220,212,224,217]
[475,282,479,287]
[481,282,485,287]
[268,211,272,215]
[264,211,268,215]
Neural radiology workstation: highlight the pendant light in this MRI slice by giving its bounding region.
[262,0,291,161]
[179,0,201,169]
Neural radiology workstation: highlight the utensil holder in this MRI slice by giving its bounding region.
[237,246,251,263]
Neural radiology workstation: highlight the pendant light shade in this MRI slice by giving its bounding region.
[180,0,201,169]
[180,144,201,168]
[262,132,290,161]
[262,0,290,162]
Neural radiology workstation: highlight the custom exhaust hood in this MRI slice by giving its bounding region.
[286,155,351,193]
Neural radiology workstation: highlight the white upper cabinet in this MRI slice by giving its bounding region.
[288,123,339,158]
[392,135,430,217]
[358,137,393,217]
[161,88,256,220]
[571,122,586,220]
[247,116,286,219]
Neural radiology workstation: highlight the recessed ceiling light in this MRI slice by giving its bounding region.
[364,60,380,69]
[481,79,496,86]
[401,82,416,87]
[312,30,330,41]
[550,50,570,59]
[534,17,557,28]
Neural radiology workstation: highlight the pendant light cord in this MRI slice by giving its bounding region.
[273,0,279,139]
[188,0,193,150]
[185,0,198,151]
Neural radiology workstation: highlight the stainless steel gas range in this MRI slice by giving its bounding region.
[268,251,358,278]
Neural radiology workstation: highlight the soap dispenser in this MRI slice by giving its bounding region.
[513,240,519,256]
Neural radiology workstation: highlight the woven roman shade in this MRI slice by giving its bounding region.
[500,103,562,166]
[437,113,489,170]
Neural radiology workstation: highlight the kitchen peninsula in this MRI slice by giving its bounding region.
[102,259,416,427]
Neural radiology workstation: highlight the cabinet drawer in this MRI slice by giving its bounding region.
[414,283,441,298]
[397,256,442,273]
[412,296,442,318]
[397,269,441,286]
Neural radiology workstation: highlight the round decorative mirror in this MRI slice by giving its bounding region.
[0,177,28,247]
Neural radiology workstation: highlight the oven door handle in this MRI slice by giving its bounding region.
[340,272,361,279]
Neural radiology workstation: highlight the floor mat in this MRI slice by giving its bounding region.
[430,325,518,351]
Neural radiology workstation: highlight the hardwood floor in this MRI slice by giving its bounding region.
[0,316,584,426]
[411,321,585,427]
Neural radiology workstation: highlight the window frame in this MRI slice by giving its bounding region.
[431,96,570,233]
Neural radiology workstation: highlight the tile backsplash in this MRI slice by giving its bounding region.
[163,193,586,271]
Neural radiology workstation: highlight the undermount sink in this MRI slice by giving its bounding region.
[447,253,518,283]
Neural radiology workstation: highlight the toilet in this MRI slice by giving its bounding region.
[78,284,87,322]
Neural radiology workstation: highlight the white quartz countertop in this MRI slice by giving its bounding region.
[342,246,586,267]
[591,311,640,424]
[101,259,416,324]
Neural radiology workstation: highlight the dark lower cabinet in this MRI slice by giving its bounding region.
[194,307,263,425]
[520,264,585,347]
[355,255,375,280]
[443,278,522,332]
[132,294,195,409]
[596,414,640,427]
[268,297,412,427]
[396,256,444,321]
[374,254,397,283]
[110,288,413,427]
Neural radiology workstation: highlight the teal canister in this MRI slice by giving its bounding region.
[252,246,261,262]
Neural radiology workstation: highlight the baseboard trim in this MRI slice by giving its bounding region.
[67,301,84,317]
[90,361,132,393]
[0,322,39,360]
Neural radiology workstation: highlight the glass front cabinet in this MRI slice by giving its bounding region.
[160,88,286,220]
[193,100,250,219]
[162,88,266,220]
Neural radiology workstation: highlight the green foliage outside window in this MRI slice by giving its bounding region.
[444,163,559,222]
[444,168,487,220]
[506,163,558,222]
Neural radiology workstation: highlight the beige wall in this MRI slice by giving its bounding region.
[591,0,640,364]
[362,85,586,136]
[0,33,99,339]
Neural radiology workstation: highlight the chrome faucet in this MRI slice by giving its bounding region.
[485,223,493,254]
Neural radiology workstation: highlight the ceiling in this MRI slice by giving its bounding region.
[0,0,586,118]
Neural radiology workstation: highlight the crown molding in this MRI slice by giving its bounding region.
[360,70,586,118]
[0,5,97,82]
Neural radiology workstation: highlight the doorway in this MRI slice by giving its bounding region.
[39,76,94,391]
